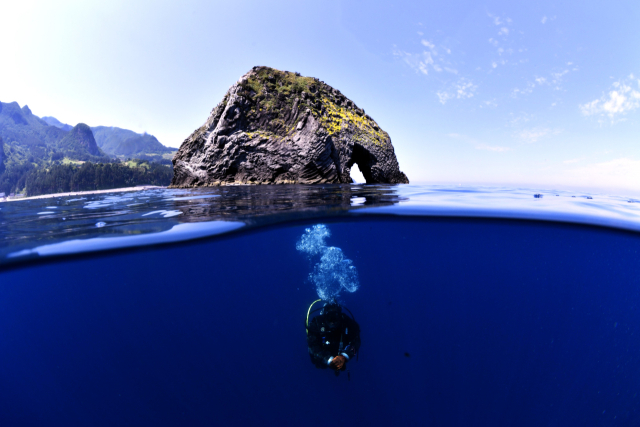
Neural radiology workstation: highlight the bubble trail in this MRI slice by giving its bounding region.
[296,224,359,300]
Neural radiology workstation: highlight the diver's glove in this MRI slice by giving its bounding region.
[329,354,348,371]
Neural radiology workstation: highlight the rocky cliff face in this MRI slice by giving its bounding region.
[171,66,408,187]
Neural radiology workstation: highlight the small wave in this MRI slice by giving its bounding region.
[142,210,183,218]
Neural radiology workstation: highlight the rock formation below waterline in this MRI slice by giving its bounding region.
[171,66,409,187]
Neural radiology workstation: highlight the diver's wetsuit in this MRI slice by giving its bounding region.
[307,304,361,369]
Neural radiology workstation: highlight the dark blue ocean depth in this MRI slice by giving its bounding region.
[1,218,639,426]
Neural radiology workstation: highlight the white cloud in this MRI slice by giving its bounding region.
[488,13,512,33]
[421,39,435,49]
[457,80,476,98]
[541,16,548,24]
[512,66,576,95]
[511,82,536,97]
[492,61,498,69]
[455,78,477,99]
[395,39,457,76]
[437,91,454,104]
[580,76,640,121]
[393,48,433,75]
[437,78,477,104]
[551,69,570,84]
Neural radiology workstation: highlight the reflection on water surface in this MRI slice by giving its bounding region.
[1,184,640,267]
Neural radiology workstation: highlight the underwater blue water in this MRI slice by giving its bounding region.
[1,185,640,426]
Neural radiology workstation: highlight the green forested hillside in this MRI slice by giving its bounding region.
[0,101,176,196]
[24,161,173,197]
[0,102,66,167]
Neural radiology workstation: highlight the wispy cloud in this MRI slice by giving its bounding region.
[392,47,433,75]
[485,14,521,70]
[514,66,577,97]
[481,99,498,108]
[511,82,536,98]
[437,78,477,104]
[580,75,640,122]
[541,15,557,25]
[488,13,512,28]
[551,69,570,89]
[421,40,435,49]
[393,40,457,76]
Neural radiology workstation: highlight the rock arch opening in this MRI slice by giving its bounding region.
[350,163,366,183]
[348,143,374,184]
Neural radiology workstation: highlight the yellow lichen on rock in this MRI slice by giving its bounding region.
[318,97,387,147]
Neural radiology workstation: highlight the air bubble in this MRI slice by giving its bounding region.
[296,224,359,300]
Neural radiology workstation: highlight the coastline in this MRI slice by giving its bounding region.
[0,185,166,203]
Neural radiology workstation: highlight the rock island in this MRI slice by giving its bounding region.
[171,66,409,187]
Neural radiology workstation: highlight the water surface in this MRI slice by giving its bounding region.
[1,185,639,426]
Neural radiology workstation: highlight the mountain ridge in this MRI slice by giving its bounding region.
[0,101,176,195]
[0,101,175,161]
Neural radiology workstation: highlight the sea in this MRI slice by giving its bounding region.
[1,184,640,426]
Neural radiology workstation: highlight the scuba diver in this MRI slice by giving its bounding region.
[306,299,361,376]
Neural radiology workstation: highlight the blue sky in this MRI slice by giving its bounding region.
[1,0,639,193]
